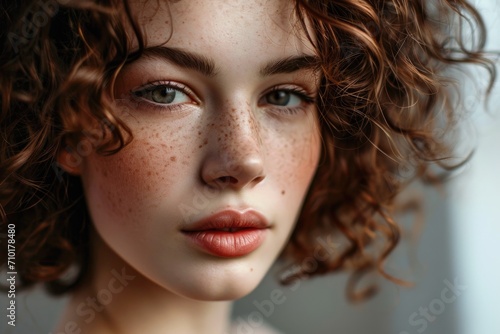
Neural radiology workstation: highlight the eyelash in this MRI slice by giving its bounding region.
[129,81,316,115]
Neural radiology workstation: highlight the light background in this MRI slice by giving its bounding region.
[1,1,499,333]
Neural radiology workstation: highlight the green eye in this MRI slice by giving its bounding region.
[266,90,292,106]
[151,87,177,104]
[134,84,190,105]
[264,89,309,108]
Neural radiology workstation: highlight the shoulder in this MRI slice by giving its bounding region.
[229,321,282,334]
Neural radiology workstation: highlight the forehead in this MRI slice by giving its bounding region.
[129,0,314,56]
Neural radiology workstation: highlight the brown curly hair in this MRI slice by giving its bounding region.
[0,0,496,300]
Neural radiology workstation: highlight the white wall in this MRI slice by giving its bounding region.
[449,1,500,333]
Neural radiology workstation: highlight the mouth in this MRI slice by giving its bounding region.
[209,227,251,232]
[181,209,270,258]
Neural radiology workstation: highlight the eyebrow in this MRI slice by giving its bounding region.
[143,46,217,77]
[260,55,321,76]
[141,46,321,77]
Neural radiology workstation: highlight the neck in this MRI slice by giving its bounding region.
[53,230,233,334]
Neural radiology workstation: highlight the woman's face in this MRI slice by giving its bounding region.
[76,0,321,300]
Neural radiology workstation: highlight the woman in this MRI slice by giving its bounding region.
[0,0,495,333]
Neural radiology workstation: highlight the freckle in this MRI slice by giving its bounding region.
[170,156,177,162]
[148,171,152,176]
[128,208,132,213]
[103,170,108,177]
[203,139,208,145]
[281,190,285,195]
[198,131,201,135]
[250,268,253,272]
[147,185,151,190]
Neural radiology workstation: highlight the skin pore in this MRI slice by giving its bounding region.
[56,0,321,333]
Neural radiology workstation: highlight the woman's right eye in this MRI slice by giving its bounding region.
[132,83,192,106]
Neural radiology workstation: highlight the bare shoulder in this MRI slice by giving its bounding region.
[229,321,283,334]
[253,324,282,334]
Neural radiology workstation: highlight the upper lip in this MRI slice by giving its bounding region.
[181,209,270,232]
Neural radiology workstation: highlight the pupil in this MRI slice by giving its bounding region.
[268,91,290,106]
[152,87,176,103]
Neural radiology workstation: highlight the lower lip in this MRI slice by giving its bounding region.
[183,229,267,257]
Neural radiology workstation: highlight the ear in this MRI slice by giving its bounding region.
[55,146,83,176]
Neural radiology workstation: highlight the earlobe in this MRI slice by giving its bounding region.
[55,146,83,176]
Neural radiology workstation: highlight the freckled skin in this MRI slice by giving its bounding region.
[77,0,321,304]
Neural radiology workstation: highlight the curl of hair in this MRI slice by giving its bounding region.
[0,0,496,300]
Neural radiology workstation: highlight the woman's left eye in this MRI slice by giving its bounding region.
[132,84,191,105]
[265,90,302,107]
[261,88,314,110]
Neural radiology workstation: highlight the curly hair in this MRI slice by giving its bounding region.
[0,0,496,300]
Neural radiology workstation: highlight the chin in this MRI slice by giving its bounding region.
[183,283,259,302]
[156,261,270,302]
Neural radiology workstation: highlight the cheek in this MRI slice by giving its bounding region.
[270,119,321,195]
[81,135,189,230]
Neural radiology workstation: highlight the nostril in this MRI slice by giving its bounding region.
[216,176,238,187]
[253,175,265,184]
[215,174,264,189]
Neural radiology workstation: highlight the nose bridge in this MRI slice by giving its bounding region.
[201,98,265,190]
[216,100,262,159]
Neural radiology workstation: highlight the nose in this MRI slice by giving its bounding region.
[200,105,266,190]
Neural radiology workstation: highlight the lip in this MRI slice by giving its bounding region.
[181,209,270,258]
